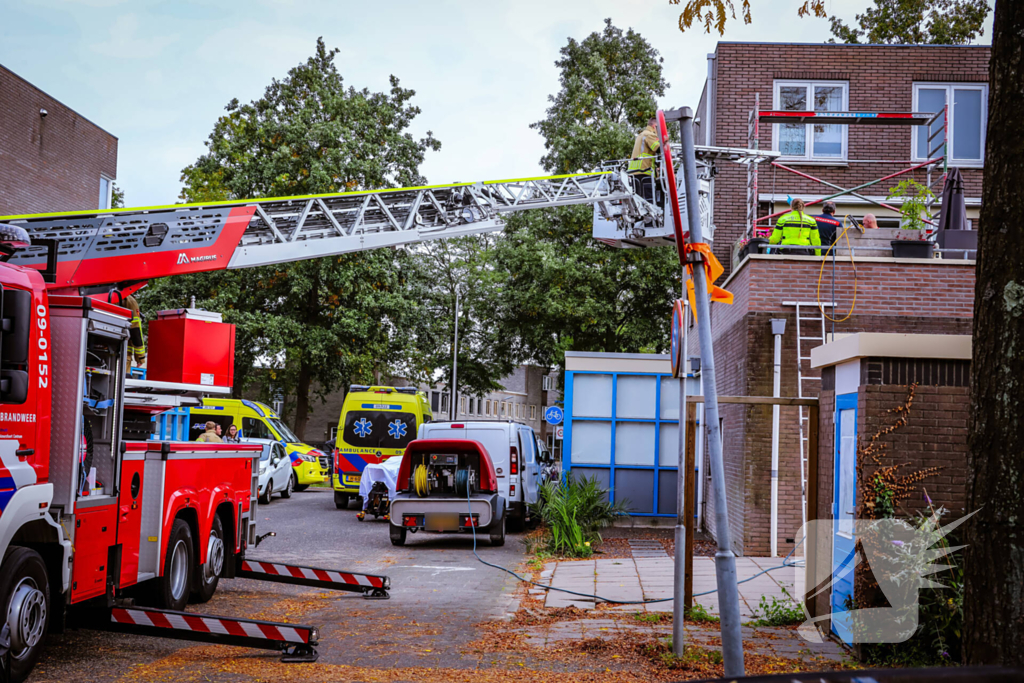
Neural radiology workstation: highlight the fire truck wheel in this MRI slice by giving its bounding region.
[334,492,350,510]
[0,547,50,683]
[280,475,292,499]
[259,482,272,506]
[157,519,194,611]
[489,515,506,547]
[191,515,224,604]
[389,525,407,546]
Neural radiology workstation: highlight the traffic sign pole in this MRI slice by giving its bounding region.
[673,107,745,677]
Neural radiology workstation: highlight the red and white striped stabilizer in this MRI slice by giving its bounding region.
[239,559,390,595]
[108,606,317,651]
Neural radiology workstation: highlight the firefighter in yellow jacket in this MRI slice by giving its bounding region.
[769,198,822,256]
[125,295,146,370]
[627,117,660,203]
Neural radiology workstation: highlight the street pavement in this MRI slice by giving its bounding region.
[31,487,527,682]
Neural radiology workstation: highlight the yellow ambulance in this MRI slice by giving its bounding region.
[332,386,432,509]
[191,399,327,490]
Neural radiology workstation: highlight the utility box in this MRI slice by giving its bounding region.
[146,309,235,388]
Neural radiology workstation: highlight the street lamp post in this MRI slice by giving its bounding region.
[450,289,460,421]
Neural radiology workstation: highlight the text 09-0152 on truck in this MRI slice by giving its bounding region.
[191,398,327,489]
[332,386,432,510]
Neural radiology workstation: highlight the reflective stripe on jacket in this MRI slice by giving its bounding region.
[128,314,146,360]
[769,210,822,256]
[627,125,660,174]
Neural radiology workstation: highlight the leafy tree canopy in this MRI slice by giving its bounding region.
[493,20,680,379]
[532,18,669,174]
[145,37,440,439]
[672,0,990,44]
[829,0,990,44]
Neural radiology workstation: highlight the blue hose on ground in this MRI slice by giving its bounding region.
[465,487,803,606]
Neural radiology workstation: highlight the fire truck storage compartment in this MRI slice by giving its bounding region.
[49,297,129,511]
[70,498,117,602]
[146,308,235,388]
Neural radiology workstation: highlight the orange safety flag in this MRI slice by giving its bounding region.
[684,242,733,323]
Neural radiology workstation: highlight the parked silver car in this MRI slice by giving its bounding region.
[250,438,293,504]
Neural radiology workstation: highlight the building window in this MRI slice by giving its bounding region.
[485,399,491,416]
[530,405,537,420]
[500,402,506,417]
[99,175,113,210]
[772,80,848,161]
[542,375,552,391]
[441,393,449,414]
[460,396,466,414]
[913,83,987,165]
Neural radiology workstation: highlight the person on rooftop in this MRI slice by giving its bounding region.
[769,198,821,256]
[813,201,842,246]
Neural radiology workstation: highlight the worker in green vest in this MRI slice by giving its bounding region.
[627,117,660,203]
[769,198,822,256]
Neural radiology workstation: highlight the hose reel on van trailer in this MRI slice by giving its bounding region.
[412,456,477,498]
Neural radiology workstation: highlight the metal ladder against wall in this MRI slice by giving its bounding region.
[782,301,832,530]
[745,93,760,240]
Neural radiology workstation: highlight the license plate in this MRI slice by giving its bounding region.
[425,512,459,531]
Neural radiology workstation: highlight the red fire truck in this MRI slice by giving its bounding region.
[0,167,656,681]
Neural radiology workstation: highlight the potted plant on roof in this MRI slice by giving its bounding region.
[888,179,934,259]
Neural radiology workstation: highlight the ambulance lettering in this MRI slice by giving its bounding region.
[37,303,49,388]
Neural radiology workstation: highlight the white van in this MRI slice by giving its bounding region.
[418,420,541,530]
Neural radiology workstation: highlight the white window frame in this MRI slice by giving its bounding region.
[485,399,491,416]
[460,396,466,414]
[99,174,114,210]
[542,376,551,391]
[530,405,537,420]
[912,82,987,167]
[772,80,849,162]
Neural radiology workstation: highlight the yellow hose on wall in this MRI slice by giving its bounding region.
[413,464,430,498]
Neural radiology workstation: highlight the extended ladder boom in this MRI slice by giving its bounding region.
[0,171,634,291]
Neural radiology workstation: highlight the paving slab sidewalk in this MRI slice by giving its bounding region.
[543,555,799,617]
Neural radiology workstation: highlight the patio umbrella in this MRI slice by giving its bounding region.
[936,168,973,256]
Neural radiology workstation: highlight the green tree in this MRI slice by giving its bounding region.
[533,18,668,174]
[110,183,125,209]
[151,37,439,439]
[404,236,517,402]
[492,20,680,377]
[674,0,1023,666]
[829,0,990,44]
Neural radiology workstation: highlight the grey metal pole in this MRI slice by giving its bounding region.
[450,290,459,420]
[677,107,745,677]
[672,293,689,655]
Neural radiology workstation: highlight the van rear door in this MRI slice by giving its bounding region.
[464,425,512,500]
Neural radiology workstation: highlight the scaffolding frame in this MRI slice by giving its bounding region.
[746,103,948,240]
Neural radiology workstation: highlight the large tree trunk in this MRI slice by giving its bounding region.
[964,0,1024,665]
[291,269,320,442]
[293,359,312,441]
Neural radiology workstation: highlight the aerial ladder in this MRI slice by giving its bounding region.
[0,145,773,682]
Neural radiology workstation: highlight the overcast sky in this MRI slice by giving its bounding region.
[0,0,993,208]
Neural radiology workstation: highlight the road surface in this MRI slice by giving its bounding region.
[31,487,527,681]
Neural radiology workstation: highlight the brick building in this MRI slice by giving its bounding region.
[0,64,118,216]
[694,42,990,276]
[807,333,971,632]
[689,254,975,556]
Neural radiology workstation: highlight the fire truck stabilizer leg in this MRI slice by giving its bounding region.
[237,560,390,599]
[94,606,320,662]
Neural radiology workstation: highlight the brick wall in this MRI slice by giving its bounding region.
[706,42,990,277]
[0,64,117,216]
[813,359,970,616]
[690,255,974,555]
